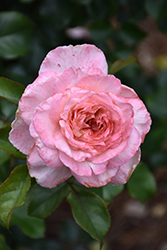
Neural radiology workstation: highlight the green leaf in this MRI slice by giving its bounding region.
[0,11,34,59]
[0,125,26,159]
[28,183,70,218]
[127,162,156,203]
[0,150,10,166]
[102,184,124,205]
[0,151,10,185]
[67,189,110,240]
[0,165,31,227]
[110,55,138,74]
[0,77,24,105]
[0,234,10,250]
[10,200,45,239]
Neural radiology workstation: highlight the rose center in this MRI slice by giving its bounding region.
[86,118,103,132]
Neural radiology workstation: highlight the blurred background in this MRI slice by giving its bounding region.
[0,0,167,249]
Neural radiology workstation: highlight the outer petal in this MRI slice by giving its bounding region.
[75,74,121,95]
[32,93,69,148]
[120,85,151,142]
[27,146,72,188]
[39,44,108,75]
[109,148,141,185]
[30,123,62,168]
[59,151,92,177]
[129,98,151,142]
[19,71,61,126]
[9,110,34,154]
[72,164,120,187]
[89,161,108,175]
[52,67,85,95]
[107,127,141,168]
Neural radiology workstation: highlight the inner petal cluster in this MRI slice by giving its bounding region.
[59,91,133,157]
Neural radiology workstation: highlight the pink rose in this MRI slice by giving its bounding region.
[9,44,151,188]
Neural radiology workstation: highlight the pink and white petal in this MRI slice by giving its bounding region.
[9,110,34,155]
[19,71,61,126]
[39,44,108,75]
[109,148,141,185]
[120,85,138,98]
[107,127,141,169]
[120,85,151,141]
[32,93,69,148]
[36,141,62,168]
[129,98,151,142]
[90,138,128,164]
[72,165,119,187]
[30,122,61,168]
[55,132,92,161]
[86,67,105,76]
[89,161,108,175]
[28,146,71,188]
[59,151,92,177]
[52,67,84,95]
[75,75,121,95]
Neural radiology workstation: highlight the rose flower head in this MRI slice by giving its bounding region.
[9,44,151,188]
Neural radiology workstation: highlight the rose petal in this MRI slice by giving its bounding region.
[19,71,61,126]
[9,110,34,154]
[39,44,108,75]
[107,127,141,168]
[120,85,138,98]
[130,98,151,142]
[53,67,85,94]
[32,93,69,148]
[76,74,121,95]
[59,151,92,177]
[109,148,141,185]
[89,161,108,175]
[28,146,72,188]
[120,85,151,142]
[30,123,62,168]
[55,131,92,161]
[72,164,119,187]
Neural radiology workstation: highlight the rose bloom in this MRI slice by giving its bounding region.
[9,44,151,188]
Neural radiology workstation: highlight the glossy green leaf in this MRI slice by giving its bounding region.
[28,183,70,218]
[110,55,138,74]
[102,184,124,205]
[127,162,156,203]
[0,165,31,227]
[0,234,10,250]
[0,125,26,159]
[0,77,24,105]
[10,200,45,239]
[0,11,34,59]
[67,189,110,240]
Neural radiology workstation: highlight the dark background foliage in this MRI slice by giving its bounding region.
[0,0,167,249]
